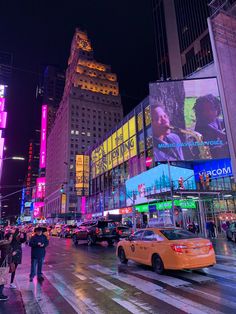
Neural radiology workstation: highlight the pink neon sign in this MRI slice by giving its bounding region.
[0,98,5,111]
[0,137,5,174]
[34,202,44,217]
[81,196,86,214]
[40,105,48,168]
[0,112,7,129]
[36,177,46,199]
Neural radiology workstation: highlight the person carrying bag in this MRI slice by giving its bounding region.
[0,233,13,301]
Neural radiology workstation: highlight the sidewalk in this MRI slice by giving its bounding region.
[0,287,25,314]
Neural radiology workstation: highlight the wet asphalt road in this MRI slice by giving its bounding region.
[1,236,236,314]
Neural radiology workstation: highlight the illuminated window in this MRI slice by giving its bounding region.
[137,112,143,132]
[144,106,151,126]
[75,130,79,135]
[87,132,91,136]
[71,130,75,134]
[81,132,85,135]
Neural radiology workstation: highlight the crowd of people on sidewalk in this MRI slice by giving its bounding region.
[0,226,49,302]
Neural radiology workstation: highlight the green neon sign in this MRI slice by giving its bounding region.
[135,199,196,212]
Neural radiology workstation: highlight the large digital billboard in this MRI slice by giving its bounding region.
[75,155,89,196]
[150,78,230,162]
[91,116,137,178]
[39,105,48,168]
[125,164,195,206]
[194,158,232,181]
[36,177,46,199]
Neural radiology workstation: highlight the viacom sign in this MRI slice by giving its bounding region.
[194,159,232,181]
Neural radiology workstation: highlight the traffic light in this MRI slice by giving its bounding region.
[111,186,115,195]
[60,184,64,193]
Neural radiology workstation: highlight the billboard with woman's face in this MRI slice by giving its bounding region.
[149,78,230,162]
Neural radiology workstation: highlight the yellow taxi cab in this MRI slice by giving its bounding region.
[116,228,216,274]
[51,225,62,237]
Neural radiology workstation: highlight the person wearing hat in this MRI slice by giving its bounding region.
[29,227,49,282]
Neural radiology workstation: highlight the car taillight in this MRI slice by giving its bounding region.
[96,228,101,234]
[206,242,213,250]
[171,244,187,253]
[119,230,123,235]
[66,228,69,232]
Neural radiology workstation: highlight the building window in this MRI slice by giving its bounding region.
[71,130,75,134]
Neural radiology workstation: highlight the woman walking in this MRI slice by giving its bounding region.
[9,228,26,289]
[0,233,13,301]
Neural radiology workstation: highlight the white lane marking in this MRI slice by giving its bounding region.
[131,269,191,287]
[216,254,236,261]
[175,271,214,283]
[202,267,236,280]
[74,273,87,281]
[185,286,236,310]
[90,264,218,314]
[213,264,236,274]
[112,298,147,314]
[16,274,60,314]
[91,276,124,294]
[45,271,102,314]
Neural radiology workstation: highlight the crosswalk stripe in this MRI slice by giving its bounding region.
[129,269,191,287]
[45,272,101,314]
[74,273,87,281]
[91,276,124,294]
[16,274,60,314]
[173,271,214,283]
[89,265,218,314]
[214,264,236,274]
[111,298,148,314]
[200,267,236,280]
[184,286,236,310]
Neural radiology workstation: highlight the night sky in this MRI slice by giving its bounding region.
[0,0,157,218]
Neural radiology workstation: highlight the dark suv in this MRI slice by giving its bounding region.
[72,220,117,246]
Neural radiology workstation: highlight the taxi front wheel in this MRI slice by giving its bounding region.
[152,254,164,275]
[118,247,128,264]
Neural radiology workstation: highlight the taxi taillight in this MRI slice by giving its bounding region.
[207,242,213,250]
[96,227,101,235]
[171,244,187,253]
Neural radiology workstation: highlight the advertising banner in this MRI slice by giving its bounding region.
[0,98,5,111]
[36,177,46,199]
[135,199,196,213]
[61,194,66,214]
[39,105,48,168]
[91,117,137,178]
[0,111,7,129]
[194,158,232,181]
[126,164,195,206]
[150,78,230,162]
[75,155,89,195]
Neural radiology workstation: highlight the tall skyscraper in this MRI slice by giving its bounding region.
[152,0,213,79]
[44,29,123,219]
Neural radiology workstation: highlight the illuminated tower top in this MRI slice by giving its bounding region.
[63,29,119,100]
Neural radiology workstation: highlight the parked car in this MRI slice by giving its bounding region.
[117,228,216,274]
[59,225,77,238]
[72,220,117,246]
[226,222,236,242]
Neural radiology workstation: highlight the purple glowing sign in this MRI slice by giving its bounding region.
[0,98,5,111]
[36,177,46,199]
[0,137,5,171]
[34,202,44,217]
[0,112,7,129]
[40,105,48,168]
[81,196,86,214]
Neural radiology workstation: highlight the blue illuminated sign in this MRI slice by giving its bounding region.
[194,159,232,181]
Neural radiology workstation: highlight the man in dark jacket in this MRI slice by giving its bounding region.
[29,227,49,281]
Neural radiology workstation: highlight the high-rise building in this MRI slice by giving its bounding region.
[44,29,123,219]
[0,51,13,86]
[152,0,213,79]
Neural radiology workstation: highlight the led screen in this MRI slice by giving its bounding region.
[0,98,5,111]
[150,78,230,162]
[36,177,46,199]
[0,111,7,129]
[125,164,195,206]
[194,158,232,181]
[40,105,47,168]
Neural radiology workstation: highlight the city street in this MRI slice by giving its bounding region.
[1,237,236,314]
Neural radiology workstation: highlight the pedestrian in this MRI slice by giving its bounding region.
[29,227,49,282]
[9,228,26,289]
[0,233,13,301]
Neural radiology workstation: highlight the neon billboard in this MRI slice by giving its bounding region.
[40,105,48,168]
[0,111,7,129]
[34,202,44,217]
[0,98,5,111]
[36,177,46,199]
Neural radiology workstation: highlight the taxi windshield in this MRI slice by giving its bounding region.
[160,229,198,240]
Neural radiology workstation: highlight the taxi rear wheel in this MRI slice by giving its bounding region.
[152,254,164,275]
[118,247,128,264]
